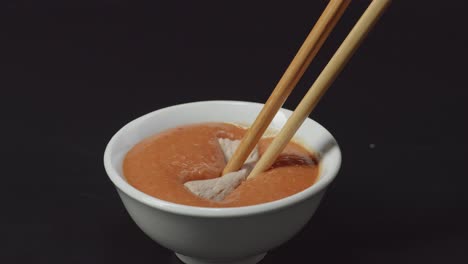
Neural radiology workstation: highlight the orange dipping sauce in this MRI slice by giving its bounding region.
[123,123,319,207]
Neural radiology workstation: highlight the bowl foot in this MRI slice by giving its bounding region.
[175,252,267,264]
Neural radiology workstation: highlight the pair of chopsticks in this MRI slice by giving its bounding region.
[223,0,391,179]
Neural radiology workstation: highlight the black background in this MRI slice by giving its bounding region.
[2,0,468,263]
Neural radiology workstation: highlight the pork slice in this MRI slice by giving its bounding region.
[183,138,259,201]
[217,138,259,170]
[183,168,248,201]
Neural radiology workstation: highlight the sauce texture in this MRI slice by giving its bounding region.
[123,123,319,207]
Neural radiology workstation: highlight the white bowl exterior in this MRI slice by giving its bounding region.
[104,101,341,260]
[118,188,325,259]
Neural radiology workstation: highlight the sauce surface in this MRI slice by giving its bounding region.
[123,123,319,207]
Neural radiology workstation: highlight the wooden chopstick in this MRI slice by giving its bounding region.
[222,0,350,175]
[248,0,391,179]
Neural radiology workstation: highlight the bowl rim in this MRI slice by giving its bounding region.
[103,100,341,218]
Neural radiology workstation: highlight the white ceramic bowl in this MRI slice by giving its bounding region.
[104,101,341,264]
